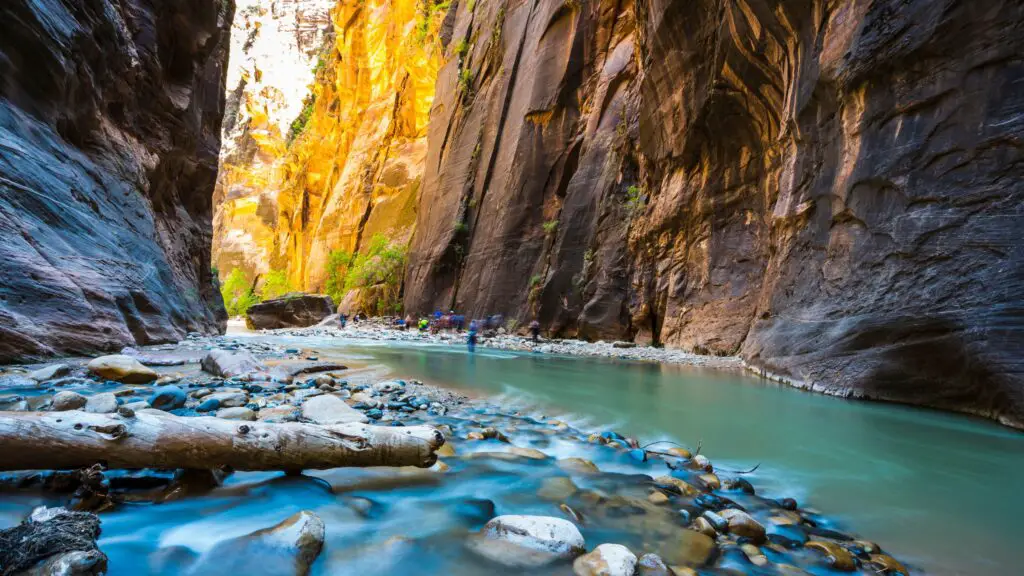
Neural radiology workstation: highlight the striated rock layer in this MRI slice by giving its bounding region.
[0,0,231,361]
[213,0,443,295]
[404,0,1024,427]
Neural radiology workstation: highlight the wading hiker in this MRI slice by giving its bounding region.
[467,320,479,352]
[338,312,347,329]
[529,319,541,342]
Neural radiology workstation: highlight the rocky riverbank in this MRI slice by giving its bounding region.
[0,333,909,574]
[263,318,744,371]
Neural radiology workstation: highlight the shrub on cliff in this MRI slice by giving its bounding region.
[343,235,408,315]
[220,269,259,317]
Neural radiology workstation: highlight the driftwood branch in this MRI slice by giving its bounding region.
[0,411,444,471]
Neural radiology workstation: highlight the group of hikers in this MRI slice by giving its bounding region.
[338,307,542,352]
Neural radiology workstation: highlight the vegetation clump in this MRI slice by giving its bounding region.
[220,268,259,316]
[325,234,408,315]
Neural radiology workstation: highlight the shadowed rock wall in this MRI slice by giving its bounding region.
[405,0,1024,427]
[0,0,231,361]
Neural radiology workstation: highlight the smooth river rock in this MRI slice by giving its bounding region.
[467,515,586,568]
[187,510,325,576]
[86,356,157,384]
[301,394,368,425]
[84,393,118,414]
[201,350,266,378]
[50,391,87,412]
[573,543,638,576]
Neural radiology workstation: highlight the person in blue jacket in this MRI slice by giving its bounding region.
[467,320,479,352]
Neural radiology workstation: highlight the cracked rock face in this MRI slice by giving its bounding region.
[404,0,1024,427]
[0,0,230,362]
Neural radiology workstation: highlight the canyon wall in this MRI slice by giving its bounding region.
[0,0,231,361]
[404,0,1024,427]
[213,0,443,301]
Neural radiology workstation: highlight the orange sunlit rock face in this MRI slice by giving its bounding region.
[213,0,443,294]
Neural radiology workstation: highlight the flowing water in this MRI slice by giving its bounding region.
[2,333,1022,575]
[270,335,1024,575]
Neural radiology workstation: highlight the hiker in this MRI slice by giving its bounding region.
[339,313,348,329]
[404,314,414,331]
[529,319,541,343]
[467,320,479,353]
[418,318,429,331]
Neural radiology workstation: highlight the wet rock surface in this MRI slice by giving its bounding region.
[0,0,230,363]
[402,0,1024,429]
[186,510,324,576]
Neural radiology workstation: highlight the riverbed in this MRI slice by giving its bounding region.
[248,329,1024,575]
[2,329,1021,575]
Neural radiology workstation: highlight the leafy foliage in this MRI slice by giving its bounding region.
[542,220,558,234]
[625,184,647,214]
[220,268,259,317]
[325,249,353,305]
[260,269,293,301]
[458,68,474,95]
[287,95,316,143]
[331,235,409,315]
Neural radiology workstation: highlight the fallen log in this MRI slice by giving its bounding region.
[0,411,444,471]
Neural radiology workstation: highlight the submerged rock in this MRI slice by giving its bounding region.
[187,510,325,576]
[86,355,157,384]
[636,553,673,576]
[719,509,766,543]
[573,543,637,576]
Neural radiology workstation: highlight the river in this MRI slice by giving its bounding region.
[283,334,1023,575]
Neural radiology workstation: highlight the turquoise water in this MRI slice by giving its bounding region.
[298,338,1024,575]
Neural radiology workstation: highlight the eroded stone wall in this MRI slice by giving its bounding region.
[0,0,231,361]
[404,0,1024,427]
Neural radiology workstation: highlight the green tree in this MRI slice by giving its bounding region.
[220,268,259,316]
[260,269,293,301]
[325,249,352,304]
[343,234,408,315]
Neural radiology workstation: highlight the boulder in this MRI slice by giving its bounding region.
[245,295,335,330]
[200,350,266,378]
[258,406,300,423]
[573,544,637,576]
[186,511,324,576]
[659,529,716,567]
[301,394,368,425]
[86,355,158,384]
[84,393,118,414]
[29,364,71,382]
[51,391,88,411]
[148,386,186,411]
[467,515,585,568]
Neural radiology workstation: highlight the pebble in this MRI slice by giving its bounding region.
[508,446,548,460]
[741,543,768,566]
[196,398,220,413]
[50,391,87,411]
[573,543,637,576]
[660,528,716,567]
[557,458,600,474]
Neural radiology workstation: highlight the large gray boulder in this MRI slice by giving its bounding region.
[245,295,334,330]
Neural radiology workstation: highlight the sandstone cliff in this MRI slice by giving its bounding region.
[213,0,442,301]
[404,0,1024,427]
[0,0,231,361]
